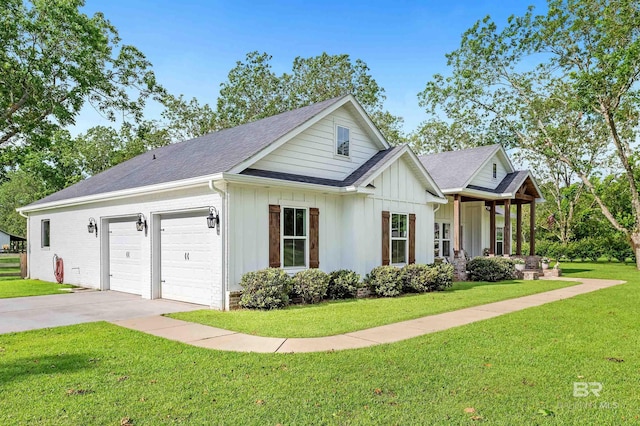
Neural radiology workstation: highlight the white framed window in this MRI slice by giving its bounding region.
[391,213,408,264]
[41,219,50,248]
[282,207,307,268]
[496,226,504,255]
[434,222,451,258]
[335,125,350,157]
[492,163,497,179]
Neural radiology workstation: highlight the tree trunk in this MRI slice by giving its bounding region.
[632,232,640,270]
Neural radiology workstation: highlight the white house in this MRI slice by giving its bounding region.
[419,145,543,259]
[18,95,447,310]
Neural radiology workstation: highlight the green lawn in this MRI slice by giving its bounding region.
[169,279,577,337]
[0,262,637,424]
[0,257,19,264]
[0,278,73,298]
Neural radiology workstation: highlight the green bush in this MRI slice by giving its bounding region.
[292,269,330,304]
[365,265,403,297]
[433,263,454,290]
[327,269,361,299]
[466,257,516,282]
[401,263,455,292]
[239,268,292,310]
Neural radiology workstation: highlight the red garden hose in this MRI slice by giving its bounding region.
[53,254,64,284]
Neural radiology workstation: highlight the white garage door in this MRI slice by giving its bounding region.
[109,220,143,294]
[160,215,216,306]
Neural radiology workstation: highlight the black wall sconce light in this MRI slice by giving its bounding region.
[87,217,98,237]
[136,213,147,233]
[207,206,220,230]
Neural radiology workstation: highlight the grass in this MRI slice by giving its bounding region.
[0,257,19,264]
[0,261,637,424]
[169,279,577,337]
[0,278,73,298]
[0,267,21,274]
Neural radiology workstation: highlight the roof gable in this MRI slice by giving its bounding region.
[24,96,358,208]
[419,144,516,191]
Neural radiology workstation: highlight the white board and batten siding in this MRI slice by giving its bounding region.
[227,155,439,290]
[26,186,223,306]
[226,184,343,292]
[251,107,381,180]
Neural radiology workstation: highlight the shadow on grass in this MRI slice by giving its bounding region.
[0,353,95,386]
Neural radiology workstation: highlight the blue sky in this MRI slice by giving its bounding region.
[78,0,546,135]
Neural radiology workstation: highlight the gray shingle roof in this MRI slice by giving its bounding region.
[418,144,501,190]
[467,170,531,194]
[240,146,404,187]
[28,96,347,207]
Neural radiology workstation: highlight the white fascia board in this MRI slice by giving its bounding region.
[220,173,363,195]
[17,173,225,213]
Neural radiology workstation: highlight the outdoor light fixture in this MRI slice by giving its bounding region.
[87,217,98,237]
[207,206,220,229]
[136,213,147,232]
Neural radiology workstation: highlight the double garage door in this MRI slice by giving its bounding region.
[108,214,218,307]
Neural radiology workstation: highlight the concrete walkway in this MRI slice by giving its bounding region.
[0,290,204,334]
[112,277,625,353]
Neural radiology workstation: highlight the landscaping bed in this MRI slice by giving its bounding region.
[169,279,577,337]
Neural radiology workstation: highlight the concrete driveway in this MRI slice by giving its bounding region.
[0,290,205,334]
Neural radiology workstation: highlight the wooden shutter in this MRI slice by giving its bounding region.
[382,211,390,265]
[269,205,280,267]
[309,208,319,268]
[409,213,416,264]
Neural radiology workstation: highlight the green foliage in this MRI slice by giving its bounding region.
[0,169,45,236]
[239,268,292,310]
[215,51,406,144]
[326,269,361,300]
[401,263,453,293]
[0,0,163,148]
[292,269,330,304]
[467,257,516,282]
[365,265,403,297]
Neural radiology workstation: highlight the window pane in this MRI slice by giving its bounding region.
[443,240,451,257]
[496,227,504,241]
[434,222,440,239]
[434,240,440,257]
[392,240,406,264]
[392,214,407,238]
[496,242,503,255]
[295,208,306,237]
[42,220,50,247]
[283,208,294,236]
[443,223,450,240]
[337,126,349,156]
[284,238,306,267]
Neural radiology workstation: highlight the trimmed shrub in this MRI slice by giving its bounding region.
[365,265,403,297]
[401,263,438,293]
[292,269,330,304]
[432,262,454,290]
[239,268,292,309]
[466,257,516,282]
[327,269,361,299]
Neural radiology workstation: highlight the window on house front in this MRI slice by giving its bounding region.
[41,219,50,248]
[336,125,350,157]
[496,226,504,255]
[492,163,497,179]
[434,222,451,258]
[282,207,307,268]
[391,213,408,264]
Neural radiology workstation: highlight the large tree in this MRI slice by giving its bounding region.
[0,0,162,148]
[419,0,640,268]
[215,51,406,144]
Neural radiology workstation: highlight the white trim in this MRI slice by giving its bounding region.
[281,206,309,270]
[390,212,409,265]
[434,221,452,258]
[41,219,50,248]
[334,123,351,159]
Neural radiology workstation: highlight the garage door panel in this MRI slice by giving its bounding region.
[109,221,143,295]
[160,215,216,306]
